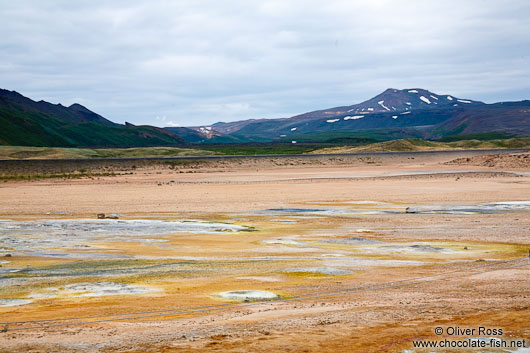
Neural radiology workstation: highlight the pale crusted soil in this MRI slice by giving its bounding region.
[445,152,530,168]
[0,151,529,352]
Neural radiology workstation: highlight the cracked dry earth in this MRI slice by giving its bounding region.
[0,151,529,352]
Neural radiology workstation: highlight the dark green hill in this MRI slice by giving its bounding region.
[0,89,184,147]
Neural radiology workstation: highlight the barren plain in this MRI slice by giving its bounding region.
[0,150,529,352]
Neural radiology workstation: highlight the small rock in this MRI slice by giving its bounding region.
[4,254,12,258]
[97,213,120,219]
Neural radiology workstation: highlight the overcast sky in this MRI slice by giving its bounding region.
[1,0,529,127]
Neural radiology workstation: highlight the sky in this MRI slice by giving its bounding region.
[1,0,529,127]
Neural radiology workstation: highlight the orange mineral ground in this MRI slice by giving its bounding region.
[0,151,529,352]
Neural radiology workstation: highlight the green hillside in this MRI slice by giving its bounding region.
[0,89,185,147]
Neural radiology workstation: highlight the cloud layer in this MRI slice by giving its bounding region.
[1,0,529,126]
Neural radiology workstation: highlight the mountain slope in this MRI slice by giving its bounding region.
[0,89,185,147]
[207,88,530,142]
[0,89,116,126]
[164,126,249,144]
[433,100,530,137]
[235,108,459,140]
[210,88,484,140]
[2,87,528,147]
[289,88,483,120]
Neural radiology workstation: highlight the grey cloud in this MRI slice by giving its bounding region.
[1,0,529,126]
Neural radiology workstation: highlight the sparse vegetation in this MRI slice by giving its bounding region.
[164,160,208,169]
[0,146,216,160]
[194,144,320,155]
[438,132,517,142]
[276,129,425,143]
[0,171,117,181]
[310,137,530,154]
[1,137,529,162]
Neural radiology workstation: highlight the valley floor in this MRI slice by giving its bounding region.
[0,151,529,352]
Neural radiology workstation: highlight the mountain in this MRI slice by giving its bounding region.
[211,118,269,135]
[210,88,483,137]
[433,100,530,137]
[165,126,249,144]
[2,87,528,148]
[204,89,487,141]
[288,88,483,120]
[0,89,116,126]
[0,89,185,147]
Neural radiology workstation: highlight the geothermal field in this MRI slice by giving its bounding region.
[0,150,529,352]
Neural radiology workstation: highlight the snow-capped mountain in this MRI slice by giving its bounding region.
[332,88,481,114]
[208,88,485,139]
[285,88,483,121]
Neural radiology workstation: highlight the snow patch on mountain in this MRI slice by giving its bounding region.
[420,96,431,104]
[378,100,390,111]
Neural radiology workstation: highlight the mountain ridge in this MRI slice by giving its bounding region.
[1,87,529,147]
[0,89,117,127]
[208,88,484,136]
[202,88,491,141]
[0,88,186,147]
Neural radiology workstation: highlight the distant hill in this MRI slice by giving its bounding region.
[199,88,530,142]
[165,126,248,144]
[2,87,529,147]
[204,88,485,141]
[0,89,116,126]
[287,88,483,120]
[433,100,530,137]
[0,89,185,147]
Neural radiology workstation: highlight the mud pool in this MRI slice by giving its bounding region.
[218,290,278,301]
[1,201,529,324]
[0,219,251,258]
